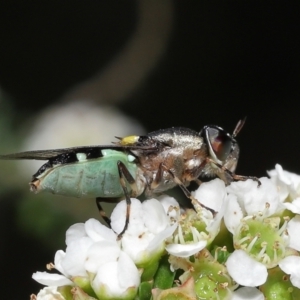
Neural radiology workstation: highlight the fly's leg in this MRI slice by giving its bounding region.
[96,198,112,227]
[194,178,203,186]
[149,162,165,190]
[206,158,261,187]
[116,160,137,239]
[158,163,216,216]
[95,161,137,238]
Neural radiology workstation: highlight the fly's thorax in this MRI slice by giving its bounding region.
[136,134,208,196]
[147,127,203,148]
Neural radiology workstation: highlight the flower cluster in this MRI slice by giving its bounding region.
[32,164,300,300]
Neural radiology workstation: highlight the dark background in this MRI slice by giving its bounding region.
[0,1,299,299]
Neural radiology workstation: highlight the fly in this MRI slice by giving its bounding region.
[0,119,260,238]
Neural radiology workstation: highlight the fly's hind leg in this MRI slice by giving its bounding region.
[95,161,137,239]
[116,160,137,239]
[95,197,121,228]
[96,198,112,227]
[159,163,217,216]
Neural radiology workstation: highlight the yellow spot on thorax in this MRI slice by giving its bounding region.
[119,135,139,146]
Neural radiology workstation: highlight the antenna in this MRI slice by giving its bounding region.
[232,117,247,138]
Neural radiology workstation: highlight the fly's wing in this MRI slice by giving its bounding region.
[0,144,157,160]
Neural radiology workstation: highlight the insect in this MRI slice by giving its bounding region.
[0,119,259,237]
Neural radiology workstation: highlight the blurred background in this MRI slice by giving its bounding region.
[0,1,299,298]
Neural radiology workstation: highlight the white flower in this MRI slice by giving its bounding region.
[267,164,300,215]
[33,217,141,300]
[224,177,289,284]
[166,179,226,258]
[32,286,66,300]
[30,165,300,299]
[279,255,300,289]
[59,218,117,278]
[226,250,268,287]
[91,251,140,299]
[33,198,179,299]
[268,164,300,201]
[226,177,283,219]
[111,198,178,266]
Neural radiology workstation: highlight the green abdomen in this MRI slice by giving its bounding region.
[36,150,139,198]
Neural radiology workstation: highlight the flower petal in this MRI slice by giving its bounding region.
[92,251,139,299]
[85,240,121,274]
[268,164,300,201]
[32,272,73,287]
[61,237,93,277]
[54,250,67,276]
[166,240,207,258]
[148,223,178,252]
[192,178,226,212]
[65,223,86,246]
[111,199,144,235]
[279,256,300,288]
[117,251,141,289]
[84,218,117,242]
[226,250,267,287]
[156,194,180,219]
[287,215,300,251]
[284,198,300,214]
[142,199,169,234]
[224,194,243,234]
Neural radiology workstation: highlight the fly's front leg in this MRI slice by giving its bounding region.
[116,160,137,239]
[206,158,261,187]
[160,164,216,216]
[194,178,203,186]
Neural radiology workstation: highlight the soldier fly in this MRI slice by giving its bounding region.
[0,119,259,237]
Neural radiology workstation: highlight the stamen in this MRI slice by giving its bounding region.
[273,247,278,262]
[238,235,251,245]
[278,219,288,236]
[178,225,185,244]
[246,235,259,252]
[221,272,232,283]
[262,254,271,265]
[220,282,228,288]
[257,242,267,260]
[174,234,179,244]
[214,247,224,261]
[46,262,55,270]
[191,226,200,242]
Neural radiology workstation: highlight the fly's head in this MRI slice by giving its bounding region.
[200,125,240,181]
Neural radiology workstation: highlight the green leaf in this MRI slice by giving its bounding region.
[138,282,153,300]
[153,255,176,289]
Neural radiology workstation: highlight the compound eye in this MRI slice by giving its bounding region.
[206,127,233,161]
